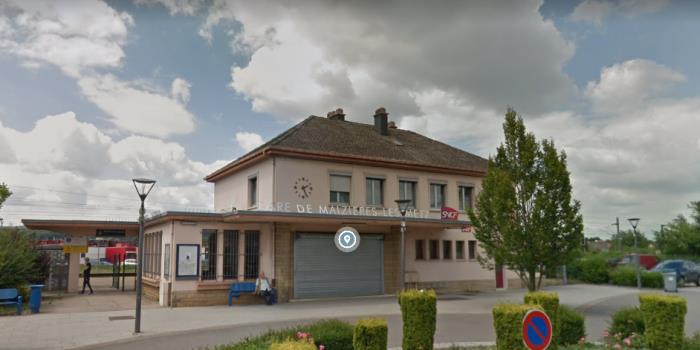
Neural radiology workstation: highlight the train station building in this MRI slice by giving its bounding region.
[24,108,520,307]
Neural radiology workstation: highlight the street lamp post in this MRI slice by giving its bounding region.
[132,178,156,334]
[395,199,411,291]
[627,217,641,289]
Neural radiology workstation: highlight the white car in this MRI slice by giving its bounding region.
[124,258,137,266]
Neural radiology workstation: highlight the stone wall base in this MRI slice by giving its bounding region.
[171,290,266,307]
[414,278,524,293]
[143,283,159,301]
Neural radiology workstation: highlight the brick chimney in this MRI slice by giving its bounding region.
[327,108,345,121]
[373,107,389,136]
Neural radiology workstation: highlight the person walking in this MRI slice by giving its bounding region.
[81,257,93,294]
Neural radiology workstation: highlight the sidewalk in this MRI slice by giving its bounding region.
[0,284,637,350]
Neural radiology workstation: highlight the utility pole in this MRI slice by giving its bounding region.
[612,217,621,251]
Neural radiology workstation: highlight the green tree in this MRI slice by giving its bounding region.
[655,203,700,256]
[468,108,584,291]
[0,183,10,210]
[0,229,38,288]
[612,229,652,251]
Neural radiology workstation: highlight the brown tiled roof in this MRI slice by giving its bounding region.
[206,116,487,181]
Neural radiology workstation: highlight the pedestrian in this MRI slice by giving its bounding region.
[81,257,93,294]
[255,271,276,305]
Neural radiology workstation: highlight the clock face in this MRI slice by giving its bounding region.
[293,177,313,199]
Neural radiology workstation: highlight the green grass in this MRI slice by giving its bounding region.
[80,264,135,274]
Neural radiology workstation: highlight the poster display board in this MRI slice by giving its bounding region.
[176,244,199,279]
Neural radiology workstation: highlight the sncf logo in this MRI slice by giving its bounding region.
[441,206,459,220]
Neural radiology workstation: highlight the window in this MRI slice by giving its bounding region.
[468,240,477,260]
[248,176,257,207]
[164,243,171,279]
[223,230,239,279]
[455,241,465,260]
[429,240,439,260]
[443,240,452,260]
[399,181,416,208]
[366,178,384,206]
[459,186,473,211]
[144,231,162,279]
[244,231,260,279]
[415,240,425,260]
[330,175,351,204]
[430,183,446,209]
[201,230,217,280]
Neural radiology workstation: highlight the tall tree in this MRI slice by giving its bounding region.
[0,183,10,210]
[469,108,583,291]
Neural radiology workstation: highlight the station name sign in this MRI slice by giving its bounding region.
[254,201,431,219]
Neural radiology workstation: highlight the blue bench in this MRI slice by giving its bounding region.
[228,282,256,306]
[0,288,23,315]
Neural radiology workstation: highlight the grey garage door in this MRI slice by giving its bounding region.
[294,233,384,299]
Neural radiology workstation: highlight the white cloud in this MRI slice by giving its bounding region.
[571,0,669,25]
[171,77,192,104]
[0,0,133,77]
[78,74,196,137]
[205,0,575,123]
[585,59,685,113]
[235,131,264,152]
[135,0,206,16]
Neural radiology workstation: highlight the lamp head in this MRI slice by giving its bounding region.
[627,217,640,229]
[394,199,411,217]
[132,178,156,200]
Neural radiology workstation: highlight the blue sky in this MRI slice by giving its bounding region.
[0,0,699,237]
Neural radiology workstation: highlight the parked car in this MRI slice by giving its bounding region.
[124,258,137,266]
[651,260,700,286]
[614,254,658,270]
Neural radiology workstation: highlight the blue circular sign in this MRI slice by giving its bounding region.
[334,227,360,252]
[522,309,552,350]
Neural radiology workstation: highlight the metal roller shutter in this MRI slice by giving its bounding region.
[294,233,384,299]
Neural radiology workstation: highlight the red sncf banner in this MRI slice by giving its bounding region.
[441,206,459,220]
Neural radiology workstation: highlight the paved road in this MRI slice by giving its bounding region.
[5,284,698,350]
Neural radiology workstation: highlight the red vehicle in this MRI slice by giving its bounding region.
[617,254,658,270]
[105,246,137,264]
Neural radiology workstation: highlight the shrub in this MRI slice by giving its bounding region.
[609,267,663,288]
[270,340,317,350]
[493,303,537,350]
[217,319,353,350]
[609,307,645,339]
[640,293,687,350]
[399,289,436,350]
[524,291,559,348]
[684,332,700,350]
[0,230,38,289]
[353,318,388,350]
[572,257,609,284]
[559,305,585,346]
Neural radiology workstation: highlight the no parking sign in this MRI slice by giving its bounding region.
[522,309,553,350]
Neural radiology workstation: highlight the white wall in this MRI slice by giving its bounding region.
[214,158,274,212]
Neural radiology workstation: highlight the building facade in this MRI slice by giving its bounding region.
[24,108,521,307]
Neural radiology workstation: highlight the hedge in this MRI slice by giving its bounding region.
[399,289,437,350]
[353,318,388,350]
[639,293,687,350]
[609,267,663,288]
[524,291,559,348]
[609,307,645,338]
[493,303,539,350]
[569,257,609,284]
[217,319,353,350]
[270,340,317,350]
[559,305,585,346]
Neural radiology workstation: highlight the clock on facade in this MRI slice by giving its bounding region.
[294,177,313,199]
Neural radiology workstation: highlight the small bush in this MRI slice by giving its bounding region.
[524,291,559,348]
[609,307,645,339]
[640,293,687,350]
[684,332,700,350]
[493,303,537,350]
[571,257,609,284]
[353,318,388,350]
[399,289,437,350]
[609,267,663,288]
[270,340,317,350]
[217,319,352,350]
[559,305,585,346]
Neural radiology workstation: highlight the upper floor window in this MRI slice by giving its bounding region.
[248,176,257,207]
[366,178,384,206]
[430,183,446,209]
[459,186,473,211]
[330,174,351,205]
[399,180,416,208]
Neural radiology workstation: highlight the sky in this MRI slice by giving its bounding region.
[0,0,699,239]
